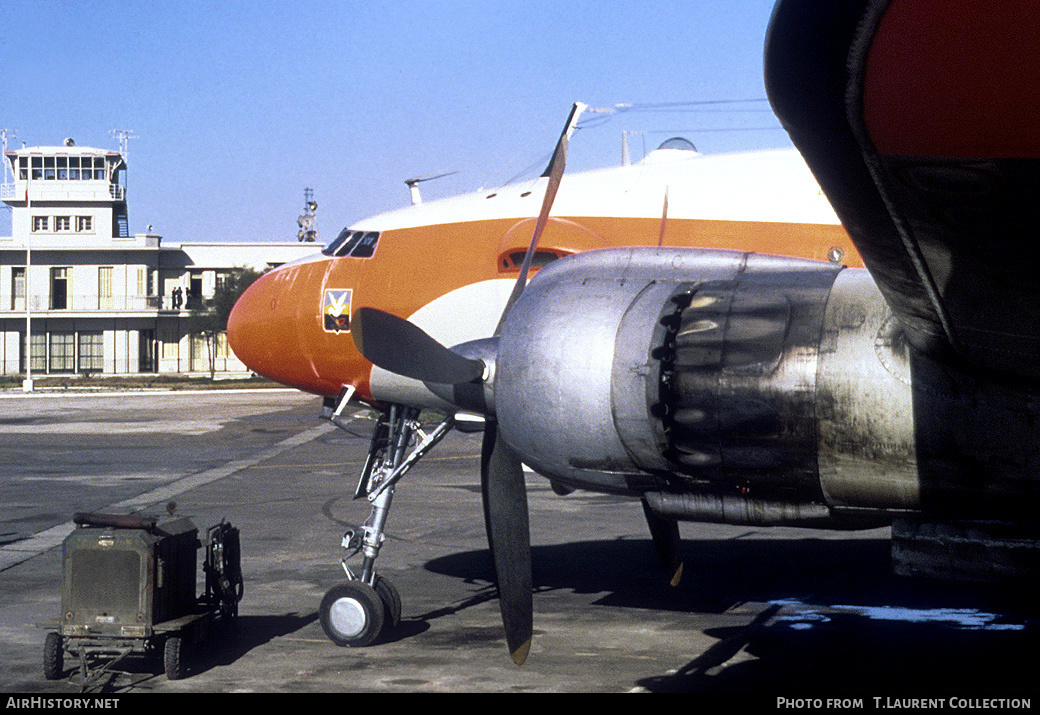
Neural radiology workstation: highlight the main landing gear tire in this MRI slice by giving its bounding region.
[320,581,386,647]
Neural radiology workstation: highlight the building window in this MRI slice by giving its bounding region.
[50,267,70,310]
[78,332,104,373]
[32,216,48,232]
[49,332,75,373]
[27,333,46,373]
[11,267,24,311]
[54,216,71,232]
[161,329,179,360]
[76,216,92,232]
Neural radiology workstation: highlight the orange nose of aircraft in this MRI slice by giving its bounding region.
[228,261,351,398]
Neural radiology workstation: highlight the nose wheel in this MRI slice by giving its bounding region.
[320,581,385,647]
[321,402,452,647]
[319,574,402,647]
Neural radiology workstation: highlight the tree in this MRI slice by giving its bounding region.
[186,267,263,378]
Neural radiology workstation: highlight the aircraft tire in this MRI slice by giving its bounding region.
[374,575,402,631]
[320,581,385,647]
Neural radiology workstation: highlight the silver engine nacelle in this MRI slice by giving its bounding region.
[493,248,918,526]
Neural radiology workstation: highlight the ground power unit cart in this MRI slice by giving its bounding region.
[42,512,243,688]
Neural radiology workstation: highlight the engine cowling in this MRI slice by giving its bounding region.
[493,248,917,527]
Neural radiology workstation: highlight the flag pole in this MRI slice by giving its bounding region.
[23,164,32,393]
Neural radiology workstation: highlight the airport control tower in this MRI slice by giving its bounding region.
[0,135,314,379]
[1,138,132,247]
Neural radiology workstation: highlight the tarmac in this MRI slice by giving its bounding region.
[1,389,1039,697]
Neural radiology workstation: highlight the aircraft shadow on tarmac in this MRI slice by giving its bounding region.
[425,535,1040,694]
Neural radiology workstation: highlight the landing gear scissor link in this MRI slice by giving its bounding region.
[319,403,454,647]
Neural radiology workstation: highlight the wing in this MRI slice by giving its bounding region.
[765,0,1040,379]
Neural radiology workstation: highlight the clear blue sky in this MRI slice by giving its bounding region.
[1,0,790,243]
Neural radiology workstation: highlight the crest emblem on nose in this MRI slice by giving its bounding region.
[323,289,352,332]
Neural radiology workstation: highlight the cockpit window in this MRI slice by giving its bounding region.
[323,229,381,259]
[351,232,379,258]
[323,228,352,256]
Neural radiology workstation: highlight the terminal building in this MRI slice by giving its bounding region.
[0,140,318,379]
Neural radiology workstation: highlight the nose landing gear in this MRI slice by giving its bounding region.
[319,403,453,647]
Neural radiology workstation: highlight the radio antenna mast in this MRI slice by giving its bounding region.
[297,188,319,242]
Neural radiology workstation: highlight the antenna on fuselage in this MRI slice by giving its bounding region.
[403,171,457,205]
[622,130,645,166]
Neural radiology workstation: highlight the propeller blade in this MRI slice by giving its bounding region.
[641,500,683,587]
[481,420,533,665]
[657,185,669,247]
[496,102,587,334]
[352,307,484,385]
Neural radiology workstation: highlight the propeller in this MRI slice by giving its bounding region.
[351,103,587,665]
[352,307,484,385]
[496,101,586,334]
[481,420,533,663]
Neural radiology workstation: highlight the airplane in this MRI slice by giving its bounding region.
[228,0,1040,666]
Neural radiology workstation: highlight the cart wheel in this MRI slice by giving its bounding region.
[43,632,63,680]
[374,575,402,631]
[164,635,186,680]
[320,581,385,647]
[220,597,239,627]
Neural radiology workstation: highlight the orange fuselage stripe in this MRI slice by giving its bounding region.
[230,215,858,400]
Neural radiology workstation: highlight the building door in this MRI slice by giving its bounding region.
[98,266,114,310]
[139,330,157,373]
[51,268,69,310]
[190,333,208,373]
[12,267,25,311]
[188,274,203,308]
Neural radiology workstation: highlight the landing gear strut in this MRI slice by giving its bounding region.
[320,402,454,647]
